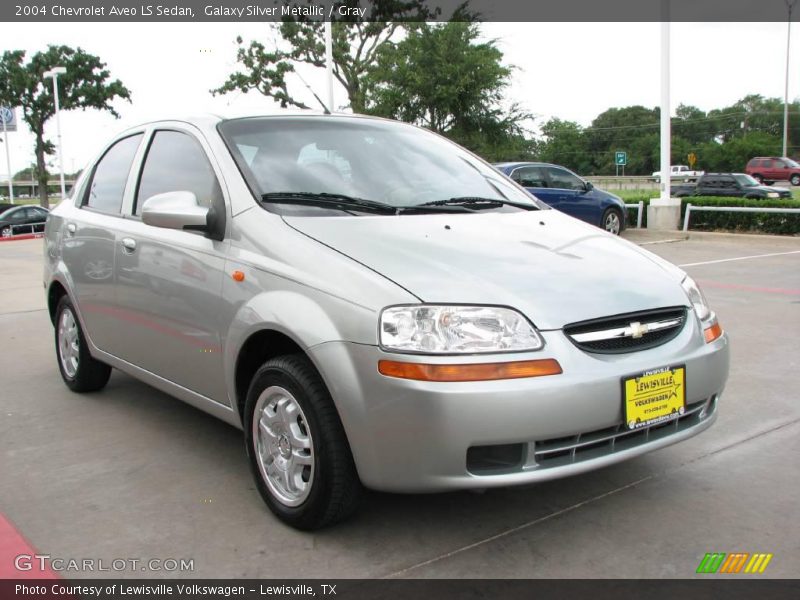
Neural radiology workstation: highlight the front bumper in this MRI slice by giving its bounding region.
[309,316,729,493]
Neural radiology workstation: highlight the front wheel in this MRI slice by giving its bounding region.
[790,174,800,186]
[602,208,624,235]
[1,226,12,238]
[54,296,112,392]
[244,355,362,530]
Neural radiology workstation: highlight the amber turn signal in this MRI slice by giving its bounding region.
[704,322,723,344]
[378,358,563,382]
[231,270,245,282]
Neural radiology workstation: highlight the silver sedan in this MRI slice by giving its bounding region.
[43,113,729,529]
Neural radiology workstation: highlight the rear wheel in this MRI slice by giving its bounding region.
[752,174,764,183]
[244,354,362,530]
[602,208,623,235]
[54,296,111,392]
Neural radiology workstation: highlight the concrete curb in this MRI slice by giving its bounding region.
[0,234,43,243]
[623,229,800,245]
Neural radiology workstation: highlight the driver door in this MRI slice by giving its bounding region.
[111,126,230,403]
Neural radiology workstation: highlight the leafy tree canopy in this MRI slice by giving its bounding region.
[0,45,131,206]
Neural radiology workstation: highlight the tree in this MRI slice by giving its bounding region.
[365,21,532,161]
[0,45,131,207]
[537,118,591,173]
[213,1,439,112]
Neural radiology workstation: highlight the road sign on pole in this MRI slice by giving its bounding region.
[615,151,627,166]
[0,106,16,203]
[688,152,697,169]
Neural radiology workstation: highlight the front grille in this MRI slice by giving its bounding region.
[532,396,716,469]
[564,307,687,354]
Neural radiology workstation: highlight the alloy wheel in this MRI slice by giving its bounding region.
[252,386,315,507]
[58,308,80,378]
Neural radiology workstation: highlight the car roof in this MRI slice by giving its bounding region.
[109,110,421,147]
[493,161,559,170]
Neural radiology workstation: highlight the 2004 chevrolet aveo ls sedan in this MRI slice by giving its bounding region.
[44,113,729,530]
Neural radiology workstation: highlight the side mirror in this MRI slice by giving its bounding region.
[584,181,594,192]
[142,191,210,233]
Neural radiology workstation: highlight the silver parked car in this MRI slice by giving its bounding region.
[44,113,730,529]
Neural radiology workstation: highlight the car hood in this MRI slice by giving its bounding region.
[751,185,790,195]
[284,210,689,330]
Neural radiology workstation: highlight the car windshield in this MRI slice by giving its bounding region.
[218,116,542,215]
[783,158,800,168]
[734,174,760,187]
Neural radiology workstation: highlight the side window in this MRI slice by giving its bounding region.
[84,134,143,214]
[512,166,548,188]
[6,208,25,222]
[135,130,223,216]
[547,167,584,191]
[761,160,773,169]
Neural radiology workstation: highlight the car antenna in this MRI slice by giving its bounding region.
[294,69,331,115]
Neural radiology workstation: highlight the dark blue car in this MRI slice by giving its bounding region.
[494,162,627,235]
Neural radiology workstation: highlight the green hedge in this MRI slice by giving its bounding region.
[623,196,800,235]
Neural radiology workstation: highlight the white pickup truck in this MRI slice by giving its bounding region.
[651,165,704,181]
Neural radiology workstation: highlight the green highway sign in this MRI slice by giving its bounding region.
[615,151,627,166]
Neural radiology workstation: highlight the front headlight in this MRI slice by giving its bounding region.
[681,276,711,322]
[380,305,544,354]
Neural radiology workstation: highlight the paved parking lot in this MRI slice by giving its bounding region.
[1,232,798,579]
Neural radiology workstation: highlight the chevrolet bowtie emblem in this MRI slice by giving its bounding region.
[628,321,649,339]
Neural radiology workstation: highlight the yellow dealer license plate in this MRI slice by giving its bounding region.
[623,365,685,430]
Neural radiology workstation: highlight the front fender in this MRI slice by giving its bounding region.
[222,288,377,420]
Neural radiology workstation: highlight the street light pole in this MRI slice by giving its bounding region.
[783,0,797,159]
[43,66,67,201]
[660,11,671,201]
[325,21,334,112]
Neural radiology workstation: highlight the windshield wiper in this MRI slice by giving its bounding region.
[261,192,398,214]
[262,192,476,214]
[418,197,538,211]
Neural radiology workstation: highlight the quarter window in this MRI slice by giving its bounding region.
[135,130,223,216]
[84,134,143,214]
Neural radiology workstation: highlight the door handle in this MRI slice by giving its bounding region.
[121,237,137,254]
[66,222,76,236]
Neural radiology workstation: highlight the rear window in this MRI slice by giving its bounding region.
[84,134,143,214]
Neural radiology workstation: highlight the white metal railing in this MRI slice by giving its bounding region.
[624,201,645,228]
[682,203,800,231]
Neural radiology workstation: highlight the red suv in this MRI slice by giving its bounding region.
[745,157,800,186]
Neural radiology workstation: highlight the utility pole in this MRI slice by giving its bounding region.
[783,0,797,158]
[43,66,67,200]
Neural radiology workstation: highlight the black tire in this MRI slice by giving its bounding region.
[601,208,624,235]
[791,174,800,186]
[244,354,362,530]
[54,296,112,392]
[0,226,12,238]
[752,174,764,183]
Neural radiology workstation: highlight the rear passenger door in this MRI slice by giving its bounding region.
[63,133,144,353]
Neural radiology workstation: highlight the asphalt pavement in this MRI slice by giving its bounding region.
[0,231,798,579]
